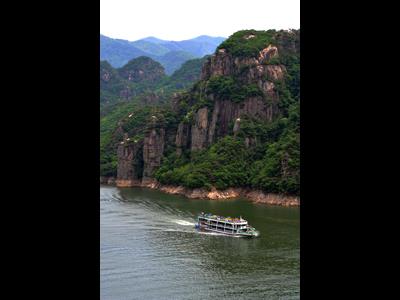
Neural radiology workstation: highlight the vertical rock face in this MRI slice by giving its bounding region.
[175,95,279,155]
[200,49,234,80]
[191,107,209,151]
[117,144,134,180]
[115,121,167,187]
[207,101,220,145]
[142,128,165,184]
[206,97,278,139]
[116,141,142,187]
[174,42,286,155]
[201,44,284,82]
[175,122,191,156]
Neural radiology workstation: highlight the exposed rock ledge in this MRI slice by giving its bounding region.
[245,190,299,206]
[158,185,299,207]
[100,177,299,207]
[159,185,241,200]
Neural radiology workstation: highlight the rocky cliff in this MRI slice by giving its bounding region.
[110,29,300,199]
[115,134,143,187]
[142,127,165,186]
[174,34,288,153]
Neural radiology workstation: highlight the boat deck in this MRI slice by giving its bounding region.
[198,213,247,224]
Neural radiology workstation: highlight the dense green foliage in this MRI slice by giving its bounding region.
[217,29,299,60]
[155,137,249,189]
[101,29,300,196]
[100,56,206,113]
[118,56,166,84]
[207,76,263,103]
[162,56,209,90]
[250,103,299,194]
[100,57,164,110]
[217,30,275,57]
[155,104,299,195]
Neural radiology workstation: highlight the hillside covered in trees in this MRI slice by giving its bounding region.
[100,29,300,197]
[100,56,208,114]
[100,55,208,175]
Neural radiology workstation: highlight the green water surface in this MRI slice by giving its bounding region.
[101,185,299,300]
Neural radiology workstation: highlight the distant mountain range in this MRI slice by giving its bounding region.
[100,34,226,74]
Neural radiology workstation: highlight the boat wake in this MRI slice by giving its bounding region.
[171,219,196,226]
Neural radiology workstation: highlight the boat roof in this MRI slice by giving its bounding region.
[198,212,248,224]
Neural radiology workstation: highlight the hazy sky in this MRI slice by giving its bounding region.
[100,0,300,41]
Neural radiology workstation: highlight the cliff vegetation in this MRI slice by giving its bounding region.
[100,29,300,197]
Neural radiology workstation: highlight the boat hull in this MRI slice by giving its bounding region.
[197,225,259,238]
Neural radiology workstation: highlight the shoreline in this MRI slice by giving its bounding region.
[100,177,300,207]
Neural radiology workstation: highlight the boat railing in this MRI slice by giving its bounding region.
[199,213,247,224]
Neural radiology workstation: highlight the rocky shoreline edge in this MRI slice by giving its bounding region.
[100,177,300,207]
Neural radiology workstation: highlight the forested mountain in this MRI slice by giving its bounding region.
[100,29,300,197]
[100,57,166,110]
[100,56,207,113]
[161,56,209,91]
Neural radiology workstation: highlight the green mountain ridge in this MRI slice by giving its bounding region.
[100,29,300,197]
[100,55,207,114]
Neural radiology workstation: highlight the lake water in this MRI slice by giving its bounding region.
[100,185,300,300]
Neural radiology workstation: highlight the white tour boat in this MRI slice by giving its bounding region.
[195,212,260,237]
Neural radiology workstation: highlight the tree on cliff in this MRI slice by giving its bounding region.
[101,29,300,196]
